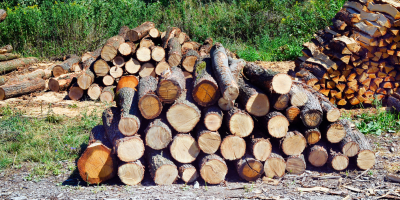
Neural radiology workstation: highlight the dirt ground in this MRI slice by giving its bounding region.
[1,61,400,199]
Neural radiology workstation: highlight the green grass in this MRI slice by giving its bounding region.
[0,0,346,61]
[0,105,101,175]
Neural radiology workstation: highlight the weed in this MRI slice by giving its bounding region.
[368,170,374,176]
[204,181,208,191]
[244,183,254,193]
[181,183,190,191]
[68,104,78,109]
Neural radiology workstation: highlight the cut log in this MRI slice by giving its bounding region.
[225,106,254,137]
[203,106,223,131]
[100,86,115,103]
[300,89,323,128]
[170,133,200,163]
[218,97,234,111]
[181,49,199,72]
[335,8,361,25]
[140,37,155,48]
[289,84,308,107]
[162,27,181,49]
[281,131,307,156]
[328,148,349,171]
[101,36,124,61]
[145,116,172,150]
[333,36,361,53]
[77,68,95,90]
[326,121,347,143]
[0,45,12,54]
[114,135,145,162]
[367,2,400,19]
[116,75,139,92]
[296,69,318,86]
[264,153,286,178]
[69,83,84,101]
[138,76,162,119]
[237,77,270,117]
[0,78,45,100]
[243,62,292,94]
[0,9,6,22]
[93,59,110,77]
[308,142,328,167]
[211,43,239,100]
[178,164,199,183]
[110,66,124,78]
[198,154,228,184]
[118,42,137,56]
[270,93,290,111]
[52,55,81,77]
[138,62,155,78]
[228,57,246,82]
[117,87,141,136]
[197,123,221,154]
[236,154,264,182]
[113,55,125,68]
[102,107,123,145]
[182,41,201,51]
[388,95,400,111]
[103,75,114,86]
[286,154,306,174]
[304,128,321,145]
[220,135,246,160]
[146,149,178,185]
[0,53,19,61]
[6,69,47,85]
[300,62,328,79]
[350,125,375,170]
[332,18,347,30]
[157,66,186,104]
[178,32,190,44]
[136,47,151,62]
[199,38,213,56]
[286,106,301,123]
[87,83,102,100]
[249,136,272,162]
[340,119,360,157]
[149,28,160,38]
[0,57,38,74]
[261,111,289,138]
[125,58,141,74]
[155,60,170,75]
[192,57,220,107]
[81,48,101,63]
[118,160,145,185]
[151,46,166,62]
[126,21,155,42]
[167,37,182,67]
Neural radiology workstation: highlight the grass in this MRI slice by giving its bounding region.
[0,0,346,61]
[0,105,101,175]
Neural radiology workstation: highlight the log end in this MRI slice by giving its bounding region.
[139,94,163,119]
[118,117,139,136]
[229,111,254,137]
[268,115,289,138]
[166,102,201,133]
[246,93,270,117]
[220,136,246,160]
[223,86,239,101]
[272,74,293,94]
[326,108,341,122]
[193,81,219,107]
[157,80,181,104]
[237,159,264,182]
[154,164,178,185]
[291,92,308,107]
[331,155,349,171]
[145,126,172,150]
[48,78,60,92]
[204,113,223,132]
[170,134,200,163]
[52,66,66,77]
[198,131,221,154]
[342,142,360,157]
[253,140,272,161]
[286,155,306,174]
[200,159,228,184]
[218,97,234,111]
[115,136,144,162]
[118,162,145,185]
[264,157,286,178]
[282,134,307,156]
[357,150,375,170]
[179,165,199,183]
[308,148,328,167]
[327,123,346,143]
[101,45,118,61]
[69,86,84,101]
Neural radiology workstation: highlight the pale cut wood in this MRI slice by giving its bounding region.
[197,123,221,154]
[81,48,101,63]
[220,135,246,160]
[140,37,154,48]
[103,75,114,86]
[236,154,264,182]
[181,49,199,72]
[145,116,172,150]
[249,136,272,162]
[281,131,307,156]
[225,106,254,137]
[264,153,286,178]
[151,46,166,62]
[170,133,200,163]
[167,37,182,67]
[367,2,400,19]
[178,164,199,183]
[286,154,306,174]
[218,97,234,111]
[100,86,115,103]
[101,36,124,61]
[329,149,349,171]
[0,45,12,54]
[340,119,360,157]
[114,135,144,162]
[326,121,347,143]
[146,149,178,185]
[203,106,223,131]
[261,111,289,138]
[198,154,228,184]
[162,27,181,49]
[87,83,102,100]
[118,42,137,56]
[117,87,141,136]
[155,60,170,75]
[199,38,213,56]
[110,66,124,78]
[52,55,81,77]
[237,77,270,117]
[308,142,328,167]
[0,78,45,100]
[149,28,160,38]
[93,59,110,77]
[178,32,190,44]
[289,84,308,107]
[157,66,186,104]
[125,58,141,74]
[77,68,95,90]
[118,160,145,185]
[6,69,46,85]
[300,88,323,128]
[138,62,155,78]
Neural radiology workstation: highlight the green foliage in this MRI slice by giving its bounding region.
[0,0,346,61]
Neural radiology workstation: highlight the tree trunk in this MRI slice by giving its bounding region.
[325,120,347,143]
[100,86,115,103]
[116,87,141,136]
[125,58,141,74]
[101,36,125,61]
[110,66,124,78]
[114,135,145,162]
[264,153,286,178]
[328,148,349,171]
[68,83,84,101]
[178,164,199,184]
[225,106,254,137]
[289,84,308,107]
[198,154,228,184]
[199,38,213,56]
[170,133,200,163]
[196,122,221,154]
[304,128,321,145]
[243,62,292,94]
[77,68,95,90]
[157,66,185,104]
[211,43,239,101]
[286,106,301,123]
[116,75,139,92]
[48,73,78,92]
[203,106,223,131]
[167,37,182,67]
[237,77,270,116]
[300,89,323,128]
[87,83,102,100]
[286,154,306,174]
[260,111,289,138]
[118,159,145,185]
[151,46,166,62]
[0,9,6,22]
[0,57,38,74]
[307,142,328,167]
[236,154,264,182]
[192,57,220,107]
[6,69,47,85]
[0,45,12,54]
[339,119,360,157]
[126,21,155,42]
[155,60,170,75]
[220,135,246,160]
[52,55,81,77]
[0,78,45,100]
[270,93,290,111]
[93,59,110,77]
[103,75,115,86]
[280,131,307,156]
[0,53,19,61]
[118,42,137,56]
[162,27,181,49]
[138,76,163,119]
[181,49,199,72]
[146,149,178,185]
[145,116,172,150]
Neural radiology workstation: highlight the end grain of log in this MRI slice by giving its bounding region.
[146,149,178,185]
[286,154,306,175]
[69,83,84,101]
[118,160,145,185]
[179,164,199,183]
[145,117,172,150]
[93,59,110,77]
[114,135,145,162]
[167,37,182,67]
[261,111,289,138]
[237,77,270,117]
[220,135,246,160]
[181,49,199,72]
[126,21,155,42]
[157,66,186,104]
[117,87,141,136]
[281,131,307,156]
[197,123,221,154]
[198,154,228,184]
[100,86,115,103]
[304,128,321,145]
[264,153,286,178]
[101,36,124,61]
[225,106,254,137]
[116,75,139,92]
[52,55,81,77]
[87,83,102,100]
[236,154,264,182]
[203,106,223,131]
[125,58,141,74]
[286,106,301,123]
[138,76,163,119]
[192,57,220,107]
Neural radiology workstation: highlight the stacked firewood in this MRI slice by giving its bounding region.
[77,22,375,186]
[293,0,400,107]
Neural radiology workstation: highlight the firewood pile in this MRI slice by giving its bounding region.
[75,22,376,186]
[293,0,400,108]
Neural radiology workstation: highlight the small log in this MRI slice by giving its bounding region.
[126,21,155,42]
[352,127,375,170]
[146,149,178,185]
[103,75,114,86]
[93,59,110,77]
[125,58,141,74]
[77,68,95,90]
[220,135,246,160]
[138,62,155,78]
[81,48,101,63]
[136,47,151,62]
[101,36,125,61]
[304,128,321,145]
[281,131,307,156]
[203,106,223,131]
[167,37,182,67]
[261,111,289,138]
[300,89,323,128]
[286,154,306,174]
[237,77,270,117]
[264,153,286,178]
[52,55,81,77]
[197,123,221,154]
[0,53,19,61]
[140,37,154,48]
[299,62,328,80]
[249,136,272,162]
[116,75,139,92]
[328,148,349,171]
[117,87,141,136]
[236,154,264,182]
[0,57,38,74]
[149,28,160,38]
[286,106,301,123]
[182,41,201,51]
[218,97,234,111]
[110,66,124,78]
[162,27,181,49]
[199,38,213,56]
[296,69,318,86]
[198,154,228,184]
[0,78,45,100]
[138,76,163,119]
[0,45,12,54]
[155,60,170,75]
[339,119,360,157]
[145,116,172,150]
[102,107,123,145]
[225,106,254,137]
[112,55,125,68]
[192,57,220,107]
[170,133,200,164]
[270,93,290,111]
[87,83,102,100]
[118,42,137,56]
[157,66,186,104]
[151,46,166,62]
[178,164,199,184]
[178,32,190,44]
[289,84,308,107]
[100,86,115,103]
[68,83,84,101]
[118,160,145,185]
[114,135,145,162]
[181,49,199,72]
[308,142,328,167]
[325,120,347,143]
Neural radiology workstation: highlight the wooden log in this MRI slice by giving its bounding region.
[52,55,81,77]
[351,126,375,170]
[264,153,286,178]
[145,116,172,150]
[136,47,151,62]
[0,53,19,62]
[0,78,45,100]
[138,76,162,119]
[197,122,221,154]
[102,107,123,145]
[299,62,327,80]
[114,135,145,162]
[100,86,115,103]
[126,21,155,42]
[261,111,289,138]
[300,89,323,128]
[110,66,124,78]
[125,58,141,74]
[332,18,347,30]
[218,97,234,111]
[157,66,185,103]
[151,46,166,62]
[211,43,239,100]
[116,75,139,92]
[0,57,38,75]
[155,60,170,75]
[113,55,125,68]
[249,136,272,162]
[118,42,137,56]
[77,125,116,184]
[170,133,200,163]
[118,159,145,185]
[149,28,160,38]
[237,77,270,117]
[162,27,181,49]
[236,154,264,182]
[199,38,213,56]
[140,37,155,48]
[101,36,124,61]
[178,32,190,44]
[181,49,199,72]
[138,62,155,78]
[0,45,12,54]
[192,57,220,107]
[243,62,292,94]
[296,69,318,86]
[178,164,199,183]
[335,8,361,25]
[328,148,349,171]
[308,142,328,167]
[228,57,246,82]
[103,75,114,86]
[340,119,360,157]
[286,154,306,174]
[117,87,141,136]
[81,48,101,63]
[220,135,246,160]
[270,93,290,111]
[281,131,307,156]
[203,106,223,131]
[286,106,301,123]
[77,68,95,90]
[6,69,47,85]
[289,84,308,107]
[304,128,321,145]
[326,120,347,143]
[167,37,182,67]
[87,83,102,100]
[198,154,228,184]
[0,9,6,22]
[68,83,84,101]
[225,106,254,137]
[146,149,178,185]
[93,59,110,77]
[388,95,400,111]
[367,2,400,19]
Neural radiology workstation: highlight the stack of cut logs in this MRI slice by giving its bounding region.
[77,22,376,186]
[293,0,400,108]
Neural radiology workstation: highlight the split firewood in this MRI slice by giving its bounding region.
[0,45,12,54]
[260,111,289,138]
[52,55,81,77]
[196,122,221,154]
[68,83,84,101]
[0,78,45,100]
[0,57,38,75]
[118,159,145,185]
[286,154,306,174]
[224,106,254,137]
[116,87,141,136]
[157,66,186,104]
[126,21,155,42]
[178,164,199,183]
[101,36,124,61]
[138,76,162,119]
[198,154,228,184]
[170,133,200,163]
[236,154,264,182]
[100,86,115,103]
[192,57,220,107]
[146,149,178,185]
[220,135,246,160]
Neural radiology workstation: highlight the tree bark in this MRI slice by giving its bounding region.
[203,105,223,131]
[0,78,45,100]
[77,68,95,90]
[286,154,306,174]
[339,119,360,157]
[224,106,254,137]
[198,153,228,184]
[146,149,178,185]
[307,142,328,167]
[162,27,181,49]
[280,131,307,156]
[199,38,213,56]
[236,154,264,182]
[100,86,115,103]
[81,48,101,63]
[299,62,327,80]
[181,49,199,72]
[102,107,124,144]
[138,76,163,119]
[196,122,221,154]
[151,46,166,62]
[118,25,130,39]
[300,89,323,128]
[87,83,102,100]
[237,77,270,116]
[178,164,199,184]
[170,133,200,164]
[126,21,155,42]
[296,69,318,86]
[116,87,141,136]
[157,66,186,104]
[192,57,220,107]
[0,57,38,74]
[48,73,78,92]
[0,53,19,62]
[118,159,145,185]
[352,127,375,170]
[220,135,246,160]
[260,111,289,138]
[145,116,172,150]
[6,69,47,85]
[101,36,125,61]
[0,45,12,54]
[52,55,81,77]
[167,37,182,67]
[0,9,6,23]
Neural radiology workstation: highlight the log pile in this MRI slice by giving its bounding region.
[76,22,375,186]
[293,0,400,107]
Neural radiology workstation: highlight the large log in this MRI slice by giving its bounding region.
[211,43,239,101]
[146,149,178,185]
[0,9,6,22]
[155,60,170,76]
[181,49,199,72]
[198,154,228,184]
[300,89,323,128]
[170,133,200,163]
[0,78,45,100]
[0,53,19,61]
[145,116,172,150]
[101,36,124,61]
[243,62,292,94]
[308,142,328,167]
[48,73,78,92]
[0,45,12,54]
[192,57,220,107]
[178,164,199,184]
[114,135,145,162]
[220,135,246,160]
[286,154,306,174]
[157,66,186,104]
[167,37,182,67]
[118,160,145,185]
[52,55,81,77]
[237,77,270,116]
[280,131,307,156]
[139,63,155,78]
[249,135,272,162]
[236,154,264,182]
[260,111,289,138]
[6,69,48,85]
[93,59,110,77]
[126,21,155,42]
[116,75,139,92]
[138,76,163,119]
[225,106,254,137]
[264,153,286,178]
[196,122,221,154]
[116,87,141,136]
[0,57,38,75]
[203,106,223,131]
